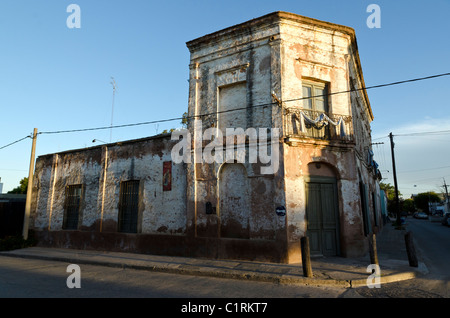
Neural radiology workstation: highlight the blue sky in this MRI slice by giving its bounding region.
[0,0,449,198]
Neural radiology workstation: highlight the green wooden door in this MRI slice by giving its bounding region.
[305,178,340,256]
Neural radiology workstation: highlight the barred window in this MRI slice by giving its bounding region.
[63,185,82,230]
[118,180,140,233]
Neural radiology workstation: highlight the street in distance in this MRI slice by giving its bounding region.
[181,302,268,315]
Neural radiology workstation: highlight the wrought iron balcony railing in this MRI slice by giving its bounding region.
[284,108,354,142]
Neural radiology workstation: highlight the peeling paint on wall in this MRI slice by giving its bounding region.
[30,12,381,263]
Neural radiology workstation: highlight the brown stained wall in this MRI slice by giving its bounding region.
[30,12,379,264]
[31,134,289,262]
[185,13,289,259]
[185,12,380,263]
[278,14,379,261]
[283,142,369,259]
[192,158,280,241]
[31,135,187,243]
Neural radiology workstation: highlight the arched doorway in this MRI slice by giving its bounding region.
[218,163,250,239]
[305,162,340,256]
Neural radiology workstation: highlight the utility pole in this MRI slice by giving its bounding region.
[389,132,401,226]
[23,128,38,240]
[443,178,449,213]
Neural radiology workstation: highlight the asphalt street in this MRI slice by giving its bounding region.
[0,255,353,298]
[406,217,450,279]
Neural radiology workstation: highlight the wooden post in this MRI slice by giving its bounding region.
[389,132,401,226]
[23,128,38,240]
[301,236,313,278]
[369,233,379,265]
[405,231,418,267]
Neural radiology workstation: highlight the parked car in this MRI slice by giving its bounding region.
[414,212,429,219]
[442,213,450,226]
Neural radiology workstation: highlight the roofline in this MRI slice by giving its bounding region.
[37,133,172,159]
[186,11,356,50]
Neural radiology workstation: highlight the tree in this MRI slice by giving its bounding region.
[413,192,441,213]
[181,112,189,128]
[402,198,415,213]
[380,182,402,201]
[160,112,189,134]
[380,182,402,214]
[8,177,28,194]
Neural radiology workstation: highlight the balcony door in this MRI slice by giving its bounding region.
[302,81,329,139]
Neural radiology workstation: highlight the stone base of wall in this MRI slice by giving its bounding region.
[33,230,288,263]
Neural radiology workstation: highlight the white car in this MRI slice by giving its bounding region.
[414,212,428,219]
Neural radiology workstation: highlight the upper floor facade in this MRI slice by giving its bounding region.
[185,11,373,155]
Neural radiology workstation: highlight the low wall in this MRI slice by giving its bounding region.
[33,230,286,263]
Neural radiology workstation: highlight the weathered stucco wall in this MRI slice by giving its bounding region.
[32,135,187,237]
[184,11,381,262]
[278,14,380,260]
[185,13,287,250]
[30,11,381,263]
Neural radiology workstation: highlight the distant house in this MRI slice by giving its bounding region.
[30,12,382,263]
[0,194,26,238]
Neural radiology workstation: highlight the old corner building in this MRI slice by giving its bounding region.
[30,12,384,264]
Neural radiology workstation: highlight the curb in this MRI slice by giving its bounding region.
[0,251,420,288]
[349,271,418,288]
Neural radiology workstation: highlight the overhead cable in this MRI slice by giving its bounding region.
[0,135,31,150]
[36,72,450,136]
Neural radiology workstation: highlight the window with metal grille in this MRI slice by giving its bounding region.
[118,180,140,233]
[63,185,82,230]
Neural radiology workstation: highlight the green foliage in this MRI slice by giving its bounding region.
[402,198,415,213]
[7,177,28,194]
[379,182,402,200]
[380,182,403,214]
[0,233,36,251]
[413,192,441,212]
[160,112,189,134]
[181,112,188,128]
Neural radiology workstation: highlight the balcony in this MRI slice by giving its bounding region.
[284,108,354,144]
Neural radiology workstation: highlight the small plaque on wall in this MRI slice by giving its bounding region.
[276,206,286,216]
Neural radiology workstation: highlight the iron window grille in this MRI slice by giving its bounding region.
[63,184,82,230]
[118,180,140,233]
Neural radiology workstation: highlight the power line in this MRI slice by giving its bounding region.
[394,129,450,137]
[406,174,450,184]
[282,72,450,105]
[0,135,31,150]
[397,165,450,174]
[37,72,450,137]
[39,116,185,135]
[374,129,450,141]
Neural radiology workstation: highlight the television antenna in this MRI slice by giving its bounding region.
[110,77,117,142]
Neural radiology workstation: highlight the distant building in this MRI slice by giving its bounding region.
[30,12,382,263]
[0,194,26,238]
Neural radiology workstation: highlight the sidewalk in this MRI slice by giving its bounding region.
[0,221,428,288]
